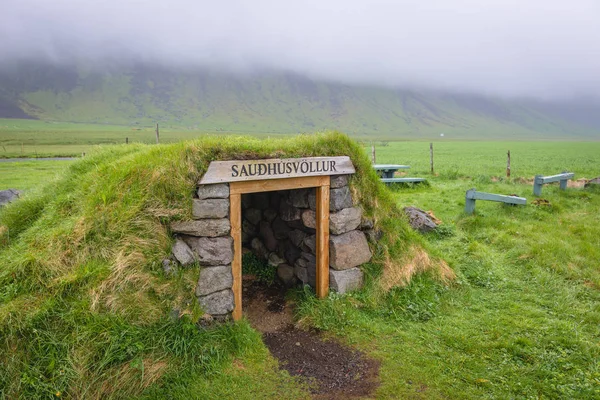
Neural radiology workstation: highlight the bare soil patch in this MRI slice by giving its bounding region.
[243,278,380,398]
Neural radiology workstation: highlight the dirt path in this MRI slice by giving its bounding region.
[242,279,380,399]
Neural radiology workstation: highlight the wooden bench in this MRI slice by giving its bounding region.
[533,172,575,196]
[373,164,410,178]
[465,188,526,214]
[381,177,427,184]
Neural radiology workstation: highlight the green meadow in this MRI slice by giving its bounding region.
[0,134,599,399]
[0,119,280,158]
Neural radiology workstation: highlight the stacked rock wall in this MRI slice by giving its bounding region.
[167,174,375,319]
[241,175,372,293]
[170,183,234,317]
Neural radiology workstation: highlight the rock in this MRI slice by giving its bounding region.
[403,207,438,233]
[329,268,364,293]
[245,208,262,225]
[308,186,353,212]
[172,239,195,266]
[290,188,310,208]
[171,219,230,237]
[303,234,316,253]
[280,202,302,221]
[252,193,270,210]
[329,230,372,270]
[198,313,214,327]
[364,229,383,243]
[0,189,21,207]
[294,264,315,286]
[242,220,257,236]
[287,219,315,234]
[197,184,229,199]
[308,192,317,210]
[360,217,374,230]
[184,236,233,266]
[162,258,177,276]
[263,208,278,222]
[268,252,286,267]
[585,177,600,188]
[192,199,229,219]
[295,257,309,269]
[196,266,233,296]
[277,264,296,286]
[329,207,362,235]
[259,221,278,251]
[330,186,353,212]
[294,264,308,284]
[301,252,316,263]
[288,229,307,248]
[283,240,302,265]
[272,217,290,239]
[301,209,316,229]
[197,289,234,315]
[330,175,349,189]
[251,238,269,259]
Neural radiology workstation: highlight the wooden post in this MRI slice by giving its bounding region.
[315,182,330,298]
[230,193,242,321]
[126,137,129,144]
[560,171,568,190]
[155,123,159,144]
[21,143,23,155]
[533,175,543,196]
[430,142,434,175]
[371,145,376,164]
[507,150,511,178]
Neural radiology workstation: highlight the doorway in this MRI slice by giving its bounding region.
[229,176,330,321]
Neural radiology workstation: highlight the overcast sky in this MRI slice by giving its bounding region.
[1,0,599,99]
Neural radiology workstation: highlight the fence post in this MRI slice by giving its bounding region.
[155,123,160,144]
[560,171,568,190]
[126,137,129,144]
[533,175,543,196]
[465,189,476,214]
[371,145,376,164]
[430,142,434,175]
[506,150,511,178]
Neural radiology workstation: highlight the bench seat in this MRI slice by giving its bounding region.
[381,177,426,184]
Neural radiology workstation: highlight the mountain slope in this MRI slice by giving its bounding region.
[1,63,599,138]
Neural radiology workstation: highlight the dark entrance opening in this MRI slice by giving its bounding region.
[240,188,317,331]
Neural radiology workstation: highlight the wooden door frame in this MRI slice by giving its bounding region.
[229,175,330,321]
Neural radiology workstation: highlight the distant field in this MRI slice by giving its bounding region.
[0,119,284,158]
[0,160,74,190]
[366,141,600,179]
[4,118,600,159]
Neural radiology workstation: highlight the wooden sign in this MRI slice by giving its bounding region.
[199,156,355,184]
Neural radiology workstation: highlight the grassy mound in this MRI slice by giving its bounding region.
[0,132,445,398]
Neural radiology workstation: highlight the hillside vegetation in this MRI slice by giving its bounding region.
[1,63,600,139]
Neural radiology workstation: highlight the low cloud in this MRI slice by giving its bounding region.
[2,0,599,99]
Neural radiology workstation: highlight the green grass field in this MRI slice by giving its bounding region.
[1,136,599,399]
[0,119,284,158]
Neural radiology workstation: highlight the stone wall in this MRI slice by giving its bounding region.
[167,174,374,319]
[170,183,235,318]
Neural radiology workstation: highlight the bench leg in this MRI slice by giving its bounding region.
[533,175,543,196]
[559,179,568,190]
[465,198,476,214]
